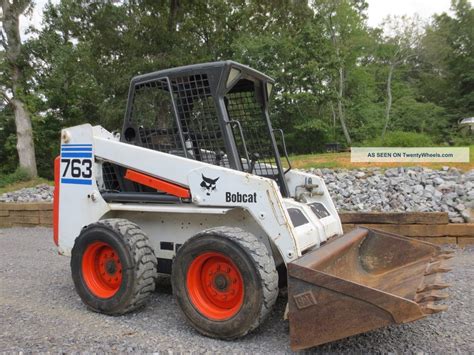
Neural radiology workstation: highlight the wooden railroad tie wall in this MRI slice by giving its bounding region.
[341,212,473,246]
[0,203,52,228]
[0,203,472,246]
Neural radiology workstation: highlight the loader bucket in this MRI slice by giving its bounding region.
[288,227,452,350]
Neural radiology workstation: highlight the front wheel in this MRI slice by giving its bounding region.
[171,227,278,339]
[71,219,157,315]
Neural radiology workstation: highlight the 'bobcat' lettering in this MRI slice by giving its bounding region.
[225,192,257,203]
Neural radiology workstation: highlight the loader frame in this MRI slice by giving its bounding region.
[55,60,450,351]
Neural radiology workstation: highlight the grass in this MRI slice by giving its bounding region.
[287,145,474,171]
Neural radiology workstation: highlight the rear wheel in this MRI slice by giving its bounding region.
[71,219,157,315]
[82,240,123,298]
[172,227,278,339]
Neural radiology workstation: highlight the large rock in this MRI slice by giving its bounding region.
[302,167,473,223]
[0,184,54,203]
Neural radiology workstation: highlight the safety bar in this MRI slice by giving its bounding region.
[226,120,252,172]
[273,128,292,173]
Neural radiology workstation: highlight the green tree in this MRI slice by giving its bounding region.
[378,15,423,140]
[1,0,469,179]
[419,0,474,129]
[312,0,371,145]
[1,0,37,177]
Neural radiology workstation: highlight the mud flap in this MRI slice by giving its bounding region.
[288,227,452,350]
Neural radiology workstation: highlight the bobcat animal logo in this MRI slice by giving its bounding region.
[200,174,219,196]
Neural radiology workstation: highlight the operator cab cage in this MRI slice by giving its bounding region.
[121,61,290,197]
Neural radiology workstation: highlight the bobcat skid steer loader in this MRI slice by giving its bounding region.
[54,61,452,350]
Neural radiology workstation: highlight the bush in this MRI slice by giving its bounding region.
[363,131,434,147]
[0,167,32,188]
[450,135,473,146]
[285,120,330,154]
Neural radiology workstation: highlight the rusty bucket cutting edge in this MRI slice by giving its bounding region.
[287,227,452,351]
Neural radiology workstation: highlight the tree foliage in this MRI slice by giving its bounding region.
[1,0,38,177]
[0,0,472,179]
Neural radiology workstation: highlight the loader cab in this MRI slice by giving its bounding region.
[120,61,290,197]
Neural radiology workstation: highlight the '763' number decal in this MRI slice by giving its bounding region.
[62,158,92,179]
[60,144,93,185]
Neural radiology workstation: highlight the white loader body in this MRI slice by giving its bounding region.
[56,123,342,267]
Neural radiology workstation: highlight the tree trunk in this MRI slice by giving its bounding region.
[337,66,352,145]
[2,0,37,177]
[381,63,394,141]
[11,96,37,176]
[327,4,351,146]
[330,102,337,142]
[168,0,179,32]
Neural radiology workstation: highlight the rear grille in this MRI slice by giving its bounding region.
[101,162,121,192]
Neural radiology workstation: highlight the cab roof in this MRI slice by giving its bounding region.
[130,60,275,86]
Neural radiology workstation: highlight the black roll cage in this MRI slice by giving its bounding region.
[121,60,290,197]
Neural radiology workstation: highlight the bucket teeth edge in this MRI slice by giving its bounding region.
[415,291,449,303]
[417,250,452,315]
[425,260,453,276]
[417,282,451,293]
[421,302,449,314]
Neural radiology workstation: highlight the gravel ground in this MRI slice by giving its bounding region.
[0,227,472,353]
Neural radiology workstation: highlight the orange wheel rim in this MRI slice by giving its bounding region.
[186,252,244,321]
[82,241,123,298]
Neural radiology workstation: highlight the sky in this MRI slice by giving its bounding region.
[21,0,473,39]
[366,0,460,27]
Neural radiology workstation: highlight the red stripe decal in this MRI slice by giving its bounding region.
[53,156,60,246]
[124,169,191,199]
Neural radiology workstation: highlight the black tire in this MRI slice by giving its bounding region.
[71,218,157,315]
[171,227,278,339]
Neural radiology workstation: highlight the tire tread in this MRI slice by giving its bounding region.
[91,218,157,314]
[181,226,279,337]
